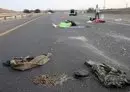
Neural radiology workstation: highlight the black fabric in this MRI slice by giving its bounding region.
[70,21,77,26]
[65,20,77,26]
[95,12,100,19]
[90,17,96,21]
[3,60,11,67]
[70,9,75,13]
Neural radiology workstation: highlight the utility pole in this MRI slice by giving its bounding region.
[126,3,128,8]
[104,0,106,9]
[125,0,128,8]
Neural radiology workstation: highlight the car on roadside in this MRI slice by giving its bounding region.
[48,10,55,13]
[69,9,77,16]
[45,10,55,14]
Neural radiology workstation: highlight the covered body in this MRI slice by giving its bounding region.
[3,53,52,71]
[85,60,130,88]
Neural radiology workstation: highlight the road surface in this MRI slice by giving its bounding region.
[0,14,42,34]
[0,13,130,92]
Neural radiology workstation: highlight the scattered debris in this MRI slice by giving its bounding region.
[32,74,72,86]
[84,60,130,88]
[3,53,52,71]
[74,70,89,79]
[32,74,56,86]
[55,74,71,85]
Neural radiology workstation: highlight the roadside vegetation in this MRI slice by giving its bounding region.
[23,9,41,13]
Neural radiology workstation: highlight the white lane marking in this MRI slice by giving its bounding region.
[90,22,130,42]
[82,40,129,70]
[68,36,88,42]
[107,33,130,41]
[114,18,122,22]
[68,36,129,69]
[0,16,41,37]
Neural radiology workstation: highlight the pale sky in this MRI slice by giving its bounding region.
[0,0,130,10]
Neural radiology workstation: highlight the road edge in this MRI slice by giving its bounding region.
[0,15,42,37]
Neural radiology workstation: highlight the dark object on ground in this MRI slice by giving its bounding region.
[65,20,77,26]
[3,53,52,71]
[74,70,89,79]
[3,60,11,67]
[84,60,130,88]
[95,12,100,19]
[90,17,96,21]
[69,9,77,16]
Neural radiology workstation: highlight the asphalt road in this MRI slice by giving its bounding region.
[0,14,42,34]
[0,13,130,92]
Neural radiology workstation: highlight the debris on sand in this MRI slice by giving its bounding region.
[74,70,89,79]
[3,53,52,71]
[32,74,72,86]
[84,60,130,88]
